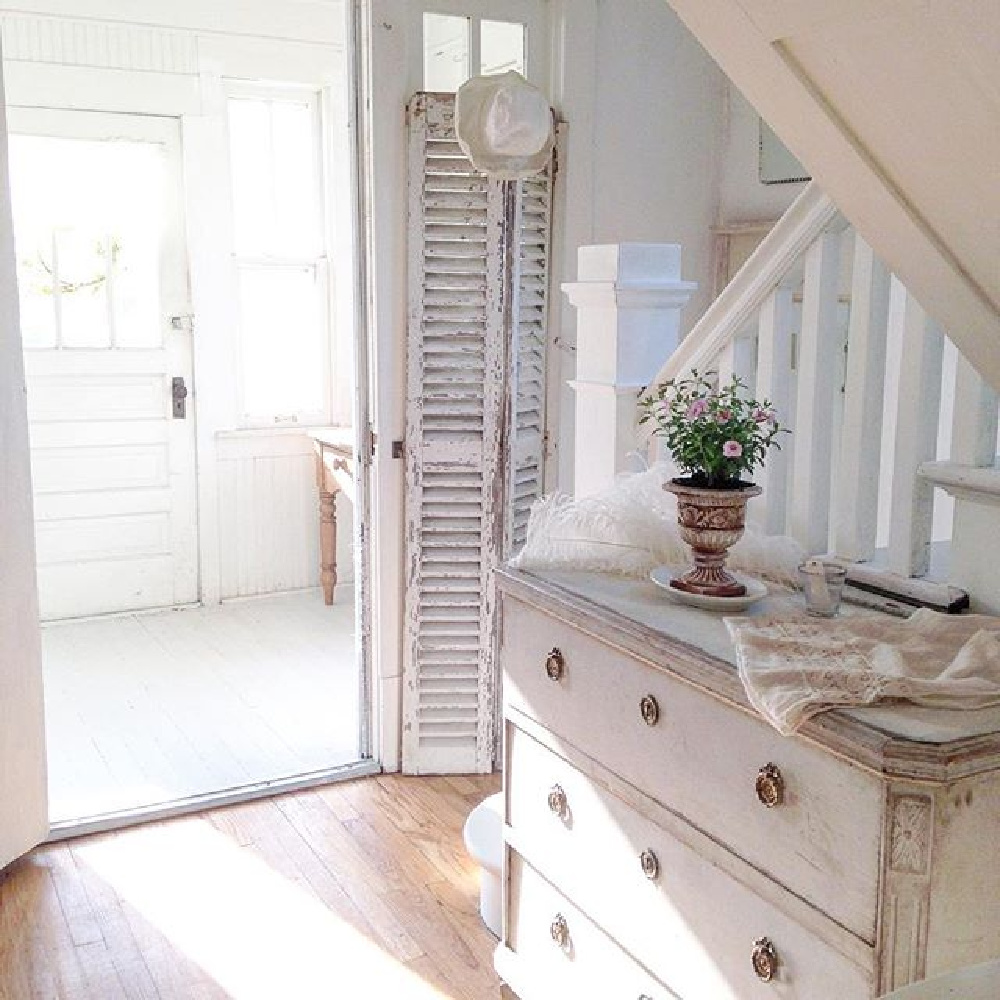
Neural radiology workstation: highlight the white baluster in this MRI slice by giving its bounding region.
[951,352,999,467]
[946,352,1000,612]
[834,236,890,561]
[790,231,842,555]
[755,286,795,535]
[716,333,756,391]
[886,281,944,577]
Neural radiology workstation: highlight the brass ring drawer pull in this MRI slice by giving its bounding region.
[755,763,784,808]
[547,784,568,818]
[639,849,660,880]
[640,694,660,726]
[545,647,565,681]
[550,913,569,948]
[751,936,778,982]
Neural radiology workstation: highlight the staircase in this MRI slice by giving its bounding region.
[651,183,1000,611]
[661,0,1000,391]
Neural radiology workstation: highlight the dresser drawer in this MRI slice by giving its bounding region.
[505,725,875,999]
[501,596,883,942]
[500,850,676,1000]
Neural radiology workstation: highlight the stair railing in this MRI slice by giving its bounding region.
[648,184,1000,593]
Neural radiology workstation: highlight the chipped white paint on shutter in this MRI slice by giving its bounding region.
[402,92,554,774]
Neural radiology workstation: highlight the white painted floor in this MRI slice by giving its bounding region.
[41,589,359,825]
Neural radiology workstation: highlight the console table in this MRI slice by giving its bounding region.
[496,568,1000,999]
[311,427,353,605]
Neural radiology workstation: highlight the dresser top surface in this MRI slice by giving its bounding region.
[499,568,1000,777]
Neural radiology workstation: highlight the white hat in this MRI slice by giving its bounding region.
[455,71,554,179]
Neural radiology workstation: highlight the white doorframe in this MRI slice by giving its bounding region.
[342,2,375,761]
[357,0,416,773]
[181,75,236,608]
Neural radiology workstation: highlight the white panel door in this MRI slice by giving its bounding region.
[9,109,198,620]
[0,76,48,871]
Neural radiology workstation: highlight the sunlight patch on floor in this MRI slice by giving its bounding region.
[75,818,457,1000]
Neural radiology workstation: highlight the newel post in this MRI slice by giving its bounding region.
[562,243,696,497]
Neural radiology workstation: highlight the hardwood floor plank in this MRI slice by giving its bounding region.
[67,838,162,1000]
[102,824,229,1000]
[42,846,106,949]
[275,789,426,964]
[206,797,378,943]
[323,776,500,1000]
[329,779,479,889]
[1,856,89,1000]
[420,876,503,1000]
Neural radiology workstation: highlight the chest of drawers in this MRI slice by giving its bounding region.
[495,569,1000,999]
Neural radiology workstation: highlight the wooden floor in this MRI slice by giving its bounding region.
[0,773,502,1000]
[42,590,360,824]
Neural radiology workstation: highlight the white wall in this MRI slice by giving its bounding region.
[0,1,345,43]
[547,0,727,491]
[719,84,806,225]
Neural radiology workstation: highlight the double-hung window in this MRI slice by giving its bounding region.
[227,86,330,427]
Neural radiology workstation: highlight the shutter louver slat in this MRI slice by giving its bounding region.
[404,92,554,773]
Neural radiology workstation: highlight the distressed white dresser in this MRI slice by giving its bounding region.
[495,569,1000,999]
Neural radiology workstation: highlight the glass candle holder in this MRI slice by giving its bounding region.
[798,560,847,617]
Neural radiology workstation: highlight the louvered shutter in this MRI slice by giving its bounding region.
[402,92,554,774]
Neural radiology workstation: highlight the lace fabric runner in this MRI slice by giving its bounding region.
[725,608,1000,734]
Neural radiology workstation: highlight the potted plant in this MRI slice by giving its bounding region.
[638,371,787,597]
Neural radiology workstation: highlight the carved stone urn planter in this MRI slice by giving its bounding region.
[663,479,762,597]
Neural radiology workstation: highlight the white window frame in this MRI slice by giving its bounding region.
[224,80,334,429]
[416,1,548,91]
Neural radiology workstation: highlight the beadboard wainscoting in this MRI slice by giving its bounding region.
[215,431,354,601]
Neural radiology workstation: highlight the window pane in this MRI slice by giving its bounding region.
[112,228,162,349]
[56,229,111,348]
[14,229,57,349]
[270,100,322,256]
[8,135,164,350]
[228,98,275,256]
[481,20,525,76]
[229,96,322,257]
[237,265,325,420]
[424,13,470,91]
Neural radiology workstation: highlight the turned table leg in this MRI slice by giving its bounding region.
[319,488,338,605]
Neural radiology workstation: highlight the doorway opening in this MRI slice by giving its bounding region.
[4,7,374,834]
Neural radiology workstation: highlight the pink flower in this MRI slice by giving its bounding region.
[754,407,777,424]
[686,398,708,420]
[723,440,743,458]
[716,408,732,423]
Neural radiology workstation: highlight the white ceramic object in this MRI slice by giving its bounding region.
[462,791,503,938]
[650,565,768,611]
